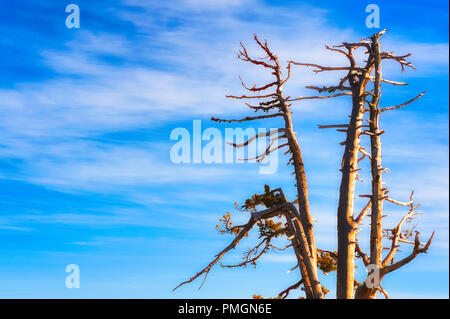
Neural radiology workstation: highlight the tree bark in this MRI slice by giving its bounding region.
[355,34,384,299]
[276,71,323,298]
[368,36,384,268]
[336,84,366,299]
[284,204,323,299]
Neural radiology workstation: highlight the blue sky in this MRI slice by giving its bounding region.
[0,0,448,298]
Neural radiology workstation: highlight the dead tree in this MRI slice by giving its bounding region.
[174,31,434,299]
[354,31,434,299]
[293,30,433,298]
[174,35,344,299]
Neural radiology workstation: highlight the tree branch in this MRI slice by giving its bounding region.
[228,129,285,148]
[380,91,426,112]
[225,93,279,100]
[239,76,278,92]
[288,92,351,102]
[211,113,283,123]
[382,231,435,275]
[173,203,290,291]
[353,200,372,225]
[278,280,303,299]
[289,61,359,73]
[306,85,352,93]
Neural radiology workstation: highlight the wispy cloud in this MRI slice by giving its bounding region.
[0,0,447,298]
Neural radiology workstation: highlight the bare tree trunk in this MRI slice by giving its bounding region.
[279,86,317,263]
[284,205,322,299]
[274,56,322,298]
[368,36,383,269]
[354,32,434,299]
[176,35,324,299]
[354,36,384,299]
[336,88,365,299]
[278,82,323,299]
[291,30,432,299]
